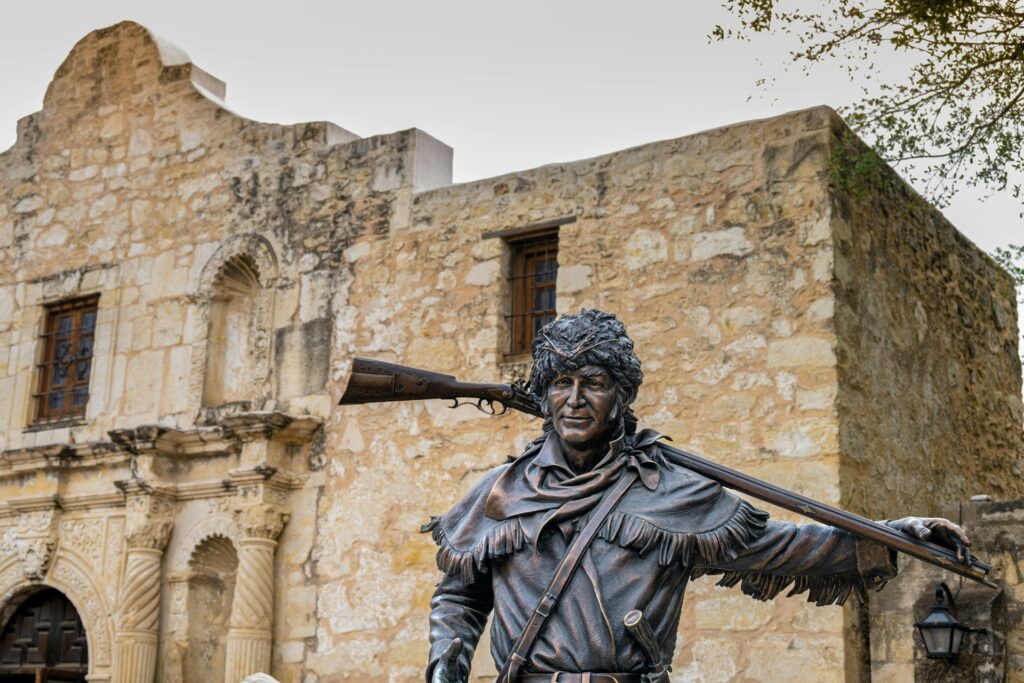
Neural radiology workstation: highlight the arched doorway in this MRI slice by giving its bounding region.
[0,588,87,682]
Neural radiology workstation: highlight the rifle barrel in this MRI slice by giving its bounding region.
[657,442,995,588]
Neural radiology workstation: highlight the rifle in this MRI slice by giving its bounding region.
[340,357,996,588]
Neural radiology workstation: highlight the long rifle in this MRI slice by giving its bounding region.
[340,357,996,588]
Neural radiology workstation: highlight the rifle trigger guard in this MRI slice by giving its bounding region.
[448,398,509,416]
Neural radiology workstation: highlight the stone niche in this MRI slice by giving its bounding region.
[182,535,239,683]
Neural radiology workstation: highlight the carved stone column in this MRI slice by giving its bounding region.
[161,570,191,683]
[112,484,174,683]
[224,503,287,683]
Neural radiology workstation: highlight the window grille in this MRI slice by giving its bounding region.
[33,296,98,424]
[507,231,558,355]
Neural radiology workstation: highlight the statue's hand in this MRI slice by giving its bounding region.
[889,517,972,563]
[431,638,465,683]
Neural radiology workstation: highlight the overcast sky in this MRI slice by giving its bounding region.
[1,1,1020,256]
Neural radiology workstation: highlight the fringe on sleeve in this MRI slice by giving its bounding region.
[421,516,527,584]
[690,566,866,606]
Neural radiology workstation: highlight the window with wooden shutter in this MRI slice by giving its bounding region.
[33,296,99,424]
[507,230,559,355]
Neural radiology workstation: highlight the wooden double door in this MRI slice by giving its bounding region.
[0,589,87,683]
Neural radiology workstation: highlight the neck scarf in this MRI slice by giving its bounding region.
[485,428,664,542]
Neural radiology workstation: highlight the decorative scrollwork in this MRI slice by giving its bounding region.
[235,505,288,541]
[124,493,174,551]
[15,508,60,581]
[50,554,114,666]
[448,397,510,416]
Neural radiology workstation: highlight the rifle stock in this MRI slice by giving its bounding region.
[340,357,542,417]
[340,357,995,588]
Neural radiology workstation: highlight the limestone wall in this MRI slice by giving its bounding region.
[831,134,1024,521]
[823,126,1024,683]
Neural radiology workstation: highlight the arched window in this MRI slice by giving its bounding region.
[203,255,261,406]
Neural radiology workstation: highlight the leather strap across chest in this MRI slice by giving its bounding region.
[496,469,640,683]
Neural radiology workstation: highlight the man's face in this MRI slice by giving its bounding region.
[546,365,619,448]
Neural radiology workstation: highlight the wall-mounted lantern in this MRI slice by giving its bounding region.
[914,582,982,660]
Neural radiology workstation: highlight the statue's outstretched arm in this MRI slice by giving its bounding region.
[694,516,898,605]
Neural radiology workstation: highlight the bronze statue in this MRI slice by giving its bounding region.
[341,310,980,683]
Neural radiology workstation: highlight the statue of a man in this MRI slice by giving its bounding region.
[424,310,969,683]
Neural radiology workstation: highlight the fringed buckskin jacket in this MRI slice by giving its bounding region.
[424,429,897,680]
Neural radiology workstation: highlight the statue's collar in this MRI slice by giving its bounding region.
[534,429,627,475]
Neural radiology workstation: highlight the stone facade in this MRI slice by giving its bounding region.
[0,21,1020,683]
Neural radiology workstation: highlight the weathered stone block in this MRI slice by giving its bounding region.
[745,634,844,682]
[624,229,668,270]
[124,349,163,415]
[767,336,836,368]
[465,259,500,286]
[691,227,753,261]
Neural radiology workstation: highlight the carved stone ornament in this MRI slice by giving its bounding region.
[235,504,289,541]
[17,538,56,581]
[122,486,175,551]
[235,482,288,509]
[14,506,61,581]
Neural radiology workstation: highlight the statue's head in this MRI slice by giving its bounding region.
[528,309,643,439]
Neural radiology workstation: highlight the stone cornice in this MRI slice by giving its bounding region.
[0,412,319,512]
[201,408,324,445]
[0,441,127,479]
[2,412,322,473]
[107,410,323,457]
[0,492,124,516]
[113,480,177,501]
[56,492,127,511]
[0,471,307,518]
[172,479,237,501]
[173,469,306,501]
[107,424,239,458]
[5,494,62,514]
[227,465,297,489]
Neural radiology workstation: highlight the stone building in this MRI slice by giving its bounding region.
[0,20,1020,683]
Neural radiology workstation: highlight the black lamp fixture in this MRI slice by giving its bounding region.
[914,582,981,660]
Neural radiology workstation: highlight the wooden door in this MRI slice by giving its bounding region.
[0,589,87,683]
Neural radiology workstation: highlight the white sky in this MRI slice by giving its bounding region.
[1,1,1021,256]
